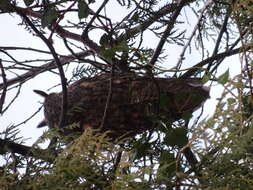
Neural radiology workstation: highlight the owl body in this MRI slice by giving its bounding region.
[35,74,209,139]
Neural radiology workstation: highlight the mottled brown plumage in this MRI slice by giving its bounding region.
[35,73,209,139]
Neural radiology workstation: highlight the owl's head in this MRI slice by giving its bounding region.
[34,90,61,129]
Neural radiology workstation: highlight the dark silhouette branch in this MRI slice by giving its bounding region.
[175,0,214,71]
[14,7,68,129]
[116,3,177,43]
[212,11,231,56]
[0,46,53,55]
[205,10,231,74]
[181,44,253,78]
[62,38,108,72]
[0,59,7,113]
[0,51,91,90]
[0,138,55,163]
[148,0,189,69]
[82,0,110,38]
[13,6,103,57]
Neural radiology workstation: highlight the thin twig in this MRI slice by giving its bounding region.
[175,0,214,71]
[100,65,114,130]
[0,46,54,55]
[112,151,122,179]
[181,44,253,78]
[116,3,177,43]
[82,0,109,38]
[14,106,43,128]
[0,51,91,90]
[0,59,7,113]
[63,38,108,72]
[205,9,231,73]
[1,83,22,114]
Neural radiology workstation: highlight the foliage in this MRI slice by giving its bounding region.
[0,0,253,189]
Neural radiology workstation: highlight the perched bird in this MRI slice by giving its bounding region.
[34,73,209,139]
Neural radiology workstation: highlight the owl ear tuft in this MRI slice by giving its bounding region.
[34,90,48,98]
[37,119,47,128]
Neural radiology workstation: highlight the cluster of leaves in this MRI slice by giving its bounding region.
[2,78,253,189]
[192,75,253,189]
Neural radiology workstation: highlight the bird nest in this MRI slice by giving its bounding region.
[35,73,209,139]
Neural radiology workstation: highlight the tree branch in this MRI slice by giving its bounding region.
[0,46,54,55]
[175,0,214,71]
[180,44,253,78]
[14,7,68,128]
[148,1,189,69]
[0,59,7,113]
[0,51,91,90]
[82,0,110,38]
[0,138,55,163]
[116,3,177,43]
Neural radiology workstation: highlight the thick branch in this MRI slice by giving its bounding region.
[17,4,177,51]
[16,6,102,53]
[0,138,55,162]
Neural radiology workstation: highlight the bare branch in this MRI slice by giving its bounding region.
[100,65,115,130]
[0,51,91,90]
[175,0,214,71]
[149,0,195,70]
[0,59,7,113]
[0,46,54,55]
[0,138,55,163]
[116,3,177,43]
[181,44,253,78]
[82,0,110,38]
[14,6,68,128]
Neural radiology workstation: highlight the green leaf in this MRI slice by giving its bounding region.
[217,69,229,85]
[78,1,89,19]
[227,97,236,105]
[181,112,193,120]
[99,33,110,47]
[41,8,57,28]
[164,127,188,148]
[159,94,170,109]
[116,41,129,52]
[101,49,115,61]
[130,142,150,161]
[24,0,34,6]
[0,0,13,12]
[131,12,139,22]
[202,72,211,83]
[158,150,176,179]
[159,150,175,164]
